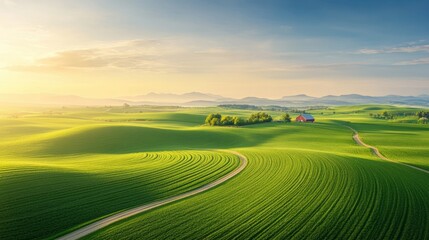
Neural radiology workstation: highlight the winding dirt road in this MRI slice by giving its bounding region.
[346,126,429,174]
[57,150,247,240]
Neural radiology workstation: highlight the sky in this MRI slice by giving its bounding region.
[1,0,429,98]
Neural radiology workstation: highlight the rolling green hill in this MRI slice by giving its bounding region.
[0,148,239,239]
[88,149,428,239]
[0,105,428,239]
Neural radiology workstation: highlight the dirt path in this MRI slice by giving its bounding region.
[57,150,248,240]
[346,126,429,174]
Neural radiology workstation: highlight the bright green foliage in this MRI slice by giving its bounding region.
[279,113,291,122]
[248,112,272,124]
[210,117,220,126]
[233,116,246,126]
[220,116,234,126]
[205,113,222,126]
[205,112,273,126]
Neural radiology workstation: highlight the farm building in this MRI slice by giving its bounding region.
[296,114,315,123]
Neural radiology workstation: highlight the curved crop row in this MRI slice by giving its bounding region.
[88,149,429,239]
[0,150,239,240]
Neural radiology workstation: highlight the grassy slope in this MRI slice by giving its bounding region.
[0,112,240,240]
[312,105,429,170]
[88,149,428,239]
[87,106,428,239]
[1,105,428,239]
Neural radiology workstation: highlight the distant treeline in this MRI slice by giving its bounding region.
[205,112,283,126]
[369,111,397,120]
[370,111,429,123]
[416,111,429,118]
[417,111,429,124]
[218,104,261,110]
[218,104,290,111]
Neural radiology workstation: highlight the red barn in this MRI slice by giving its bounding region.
[296,114,315,123]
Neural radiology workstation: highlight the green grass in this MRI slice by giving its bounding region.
[1,105,428,239]
[87,149,428,239]
[311,105,429,170]
[0,148,239,240]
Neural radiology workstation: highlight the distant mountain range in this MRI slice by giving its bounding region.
[1,92,428,107]
[121,92,231,103]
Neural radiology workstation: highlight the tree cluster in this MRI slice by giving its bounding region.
[370,111,429,123]
[248,112,273,124]
[218,104,261,110]
[416,111,429,119]
[370,111,395,120]
[205,112,273,126]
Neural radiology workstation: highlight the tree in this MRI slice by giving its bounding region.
[220,116,234,126]
[205,113,222,126]
[210,117,220,126]
[123,103,130,108]
[205,113,214,125]
[279,113,291,122]
[417,111,429,119]
[248,112,273,124]
[205,112,273,126]
[233,117,246,126]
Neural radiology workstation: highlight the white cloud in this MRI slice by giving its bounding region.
[5,38,283,74]
[358,48,383,54]
[394,57,429,66]
[6,39,178,72]
[358,44,429,54]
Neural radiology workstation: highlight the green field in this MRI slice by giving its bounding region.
[1,105,428,239]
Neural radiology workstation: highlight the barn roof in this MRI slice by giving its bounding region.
[301,114,314,120]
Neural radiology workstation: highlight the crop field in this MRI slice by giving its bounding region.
[88,149,428,239]
[312,105,429,170]
[0,116,240,240]
[0,105,428,239]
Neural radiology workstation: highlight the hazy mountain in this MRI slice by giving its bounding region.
[185,94,429,107]
[1,92,428,107]
[123,92,229,103]
[281,94,317,101]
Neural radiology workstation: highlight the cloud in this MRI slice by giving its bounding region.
[358,49,383,54]
[5,38,384,76]
[5,39,271,74]
[6,39,175,72]
[358,44,429,54]
[394,57,429,66]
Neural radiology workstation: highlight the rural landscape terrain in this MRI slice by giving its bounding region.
[2,0,429,239]
[1,103,428,239]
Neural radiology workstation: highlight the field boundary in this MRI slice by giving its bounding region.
[57,150,247,240]
[345,126,429,174]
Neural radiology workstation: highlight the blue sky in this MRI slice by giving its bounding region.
[0,0,428,97]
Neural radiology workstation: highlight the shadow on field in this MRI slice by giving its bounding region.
[10,124,286,156]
